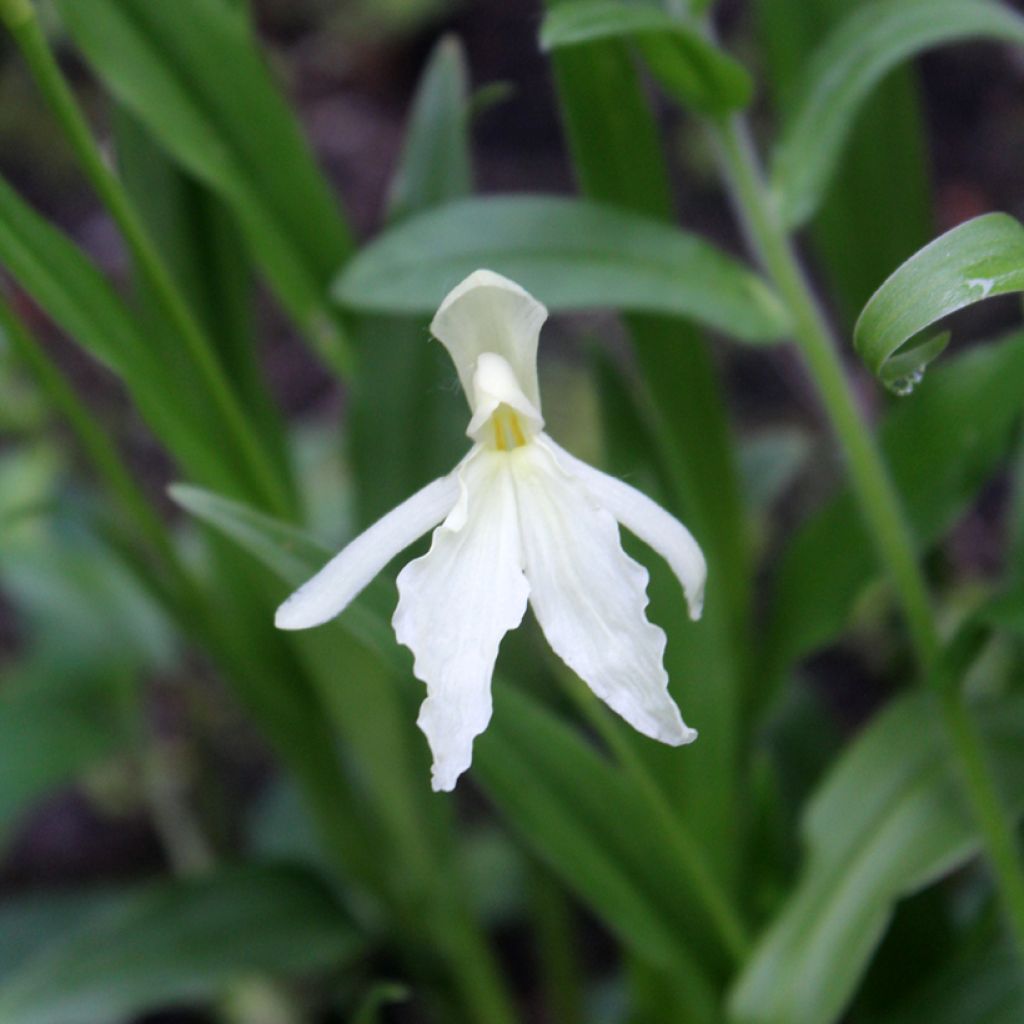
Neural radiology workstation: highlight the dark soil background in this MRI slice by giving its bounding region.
[2,1,1024,1020]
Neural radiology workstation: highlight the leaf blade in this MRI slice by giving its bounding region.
[773,0,1024,228]
[333,195,790,342]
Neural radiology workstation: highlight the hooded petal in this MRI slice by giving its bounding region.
[431,270,546,413]
[542,437,706,620]
[275,474,460,631]
[510,443,696,746]
[394,448,529,791]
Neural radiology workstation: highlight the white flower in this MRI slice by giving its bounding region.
[276,270,707,791]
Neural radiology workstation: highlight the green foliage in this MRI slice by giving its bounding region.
[855,214,1024,381]
[772,0,1024,229]
[764,332,1024,687]
[0,866,361,1024]
[1,2,1024,1022]
[730,693,1024,1024]
[54,0,354,368]
[540,0,752,114]
[335,195,790,341]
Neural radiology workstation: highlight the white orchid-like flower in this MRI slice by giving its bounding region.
[276,270,707,791]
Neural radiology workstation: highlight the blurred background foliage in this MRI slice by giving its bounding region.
[0,0,1024,1022]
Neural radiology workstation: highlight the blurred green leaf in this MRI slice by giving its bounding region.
[539,0,752,114]
[386,34,472,223]
[755,0,932,323]
[54,0,354,367]
[854,214,1024,382]
[0,865,361,1024]
[773,0,1024,229]
[114,107,290,473]
[764,331,1024,688]
[0,175,251,495]
[879,929,1024,1024]
[728,692,1024,1024]
[335,195,790,342]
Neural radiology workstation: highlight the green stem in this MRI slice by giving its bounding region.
[711,117,938,671]
[938,688,1024,956]
[708,113,1024,959]
[3,5,292,517]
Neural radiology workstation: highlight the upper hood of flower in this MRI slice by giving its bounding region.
[431,269,547,414]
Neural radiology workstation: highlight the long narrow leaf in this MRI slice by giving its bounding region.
[334,195,790,342]
[540,0,752,114]
[55,0,353,364]
[773,0,1024,228]
[728,692,1024,1024]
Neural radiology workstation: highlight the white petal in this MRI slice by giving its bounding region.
[394,448,529,791]
[542,437,707,620]
[275,474,460,631]
[431,270,546,414]
[510,443,696,746]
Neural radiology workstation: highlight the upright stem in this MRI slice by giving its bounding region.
[712,118,939,670]
[708,114,1024,956]
[2,2,292,518]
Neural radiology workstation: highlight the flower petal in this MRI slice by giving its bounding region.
[275,474,460,631]
[511,443,697,746]
[542,437,706,620]
[394,449,529,791]
[431,270,546,413]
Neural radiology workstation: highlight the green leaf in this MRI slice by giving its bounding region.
[764,331,1024,688]
[0,865,361,1024]
[754,0,933,323]
[773,0,1024,228]
[334,195,790,342]
[54,0,354,365]
[854,213,1024,383]
[728,692,1024,1024]
[385,34,472,223]
[539,0,752,114]
[113,106,290,471]
[0,174,251,495]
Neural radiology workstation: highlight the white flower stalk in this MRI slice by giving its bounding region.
[276,270,707,791]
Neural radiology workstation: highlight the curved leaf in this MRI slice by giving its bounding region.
[539,0,752,113]
[334,195,790,342]
[854,213,1024,382]
[773,0,1024,228]
[728,692,1024,1024]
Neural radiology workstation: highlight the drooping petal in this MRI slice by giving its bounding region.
[394,448,529,791]
[431,270,546,413]
[510,443,697,746]
[542,437,707,620]
[275,474,460,631]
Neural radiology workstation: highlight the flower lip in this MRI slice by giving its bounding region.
[466,351,544,447]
